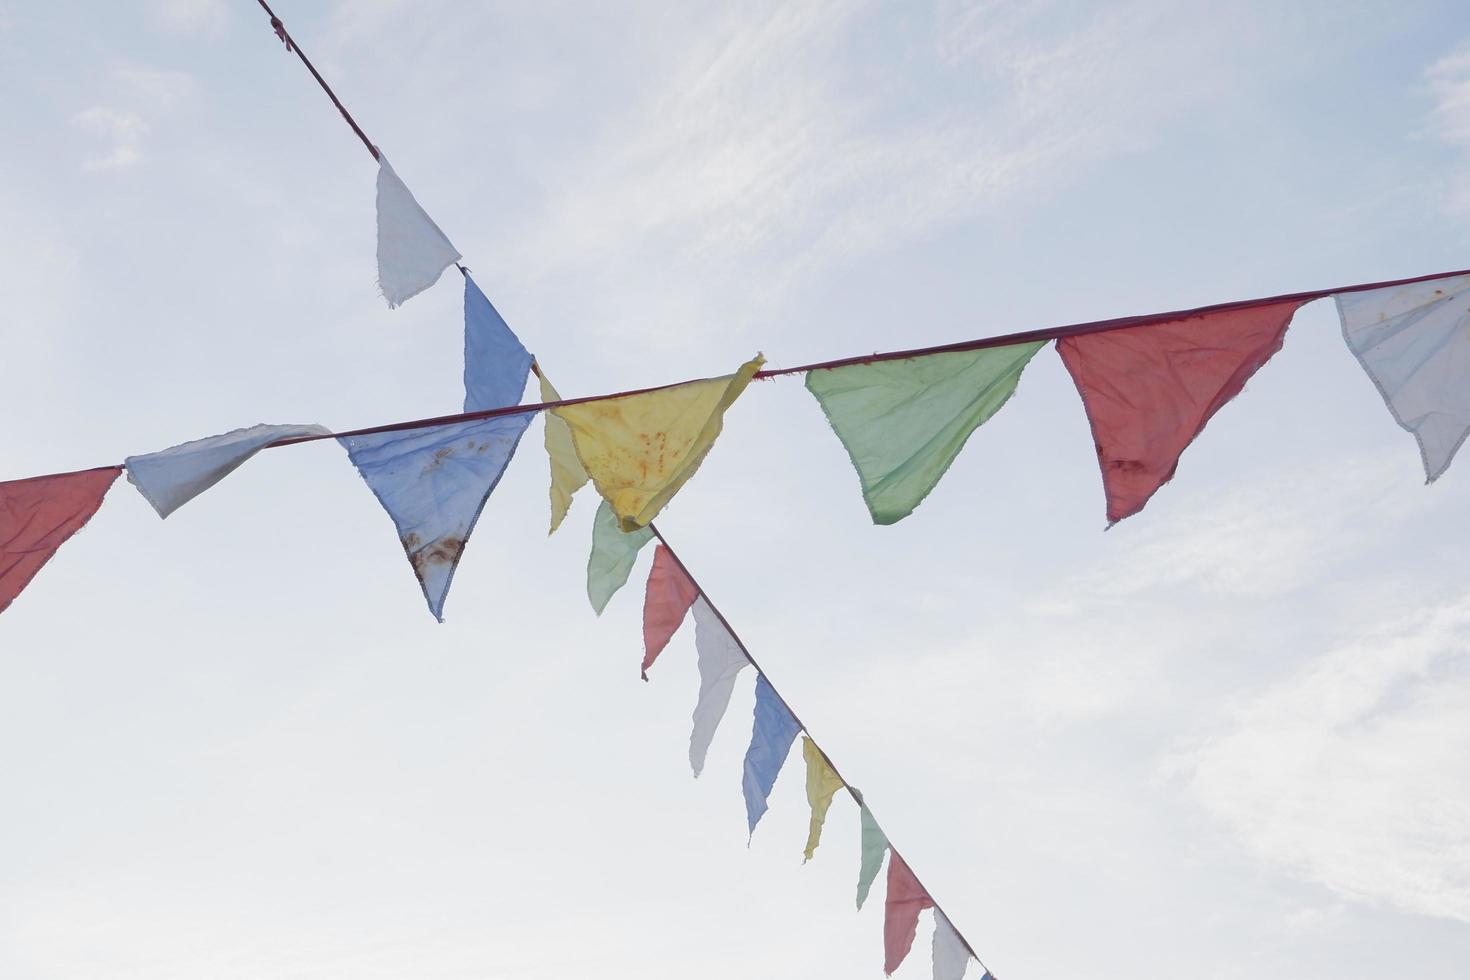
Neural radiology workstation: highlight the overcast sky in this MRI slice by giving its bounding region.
[3,1,1470,978]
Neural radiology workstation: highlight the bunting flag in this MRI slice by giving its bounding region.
[1335,274,1470,482]
[801,736,846,862]
[806,343,1045,524]
[689,596,750,776]
[552,355,764,531]
[463,274,533,412]
[125,423,329,518]
[641,544,699,678]
[0,466,121,615]
[884,851,935,975]
[856,799,889,910]
[586,499,652,614]
[340,414,533,621]
[742,673,802,836]
[376,153,461,308]
[932,910,971,980]
[539,370,590,534]
[1057,299,1305,523]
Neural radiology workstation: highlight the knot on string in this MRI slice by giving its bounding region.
[270,16,294,51]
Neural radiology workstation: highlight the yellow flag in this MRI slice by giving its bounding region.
[802,736,845,862]
[538,370,590,534]
[553,355,764,531]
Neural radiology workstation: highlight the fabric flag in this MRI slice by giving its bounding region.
[856,798,889,910]
[884,851,935,975]
[801,736,845,862]
[376,152,461,308]
[538,370,590,533]
[806,343,1045,524]
[463,275,533,413]
[932,910,971,980]
[125,423,329,518]
[341,415,533,621]
[0,466,121,615]
[1335,274,1470,481]
[742,673,802,837]
[641,544,699,679]
[552,355,764,531]
[586,499,652,614]
[689,596,750,776]
[1057,299,1304,524]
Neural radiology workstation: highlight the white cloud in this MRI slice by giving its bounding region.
[1167,595,1470,922]
[72,64,199,171]
[72,106,149,170]
[1426,40,1470,212]
[148,0,229,37]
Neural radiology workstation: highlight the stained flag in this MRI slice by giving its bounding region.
[932,910,972,980]
[884,851,935,975]
[856,798,889,910]
[1335,274,1470,481]
[125,423,329,518]
[586,499,652,614]
[376,153,461,308]
[538,370,590,533]
[0,466,121,615]
[552,355,764,531]
[1057,299,1304,523]
[641,544,698,678]
[341,415,533,620]
[801,736,845,861]
[806,343,1044,524]
[742,673,802,837]
[689,596,750,776]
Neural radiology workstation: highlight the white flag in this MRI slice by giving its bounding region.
[932,910,971,980]
[688,596,749,776]
[376,153,461,308]
[1336,274,1470,481]
[126,422,329,518]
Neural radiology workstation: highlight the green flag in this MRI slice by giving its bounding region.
[586,499,653,614]
[855,798,888,910]
[805,342,1045,524]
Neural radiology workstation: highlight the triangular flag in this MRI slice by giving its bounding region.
[539,370,590,533]
[463,275,533,413]
[552,355,764,531]
[742,673,802,837]
[125,423,329,518]
[341,414,533,621]
[0,466,121,615]
[641,543,698,679]
[689,596,750,776]
[932,910,971,980]
[1057,299,1304,523]
[587,499,652,614]
[1335,274,1470,481]
[376,152,461,308]
[884,851,935,975]
[801,736,845,862]
[856,798,889,910]
[806,343,1045,524]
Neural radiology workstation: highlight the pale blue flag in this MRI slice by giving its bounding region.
[343,274,535,620]
[126,422,328,518]
[742,673,802,836]
[464,274,533,413]
[1336,274,1470,481]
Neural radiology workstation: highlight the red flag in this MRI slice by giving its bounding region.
[641,544,698,679]
[883,851,934,975]
[1057,299,1304,524]
[0,466,122,615]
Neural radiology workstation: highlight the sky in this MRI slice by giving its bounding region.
[2,0,1470,977]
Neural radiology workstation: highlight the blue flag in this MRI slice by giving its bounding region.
[464,274,533,413]
[342,273,534,621]
[742,673,802,836]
